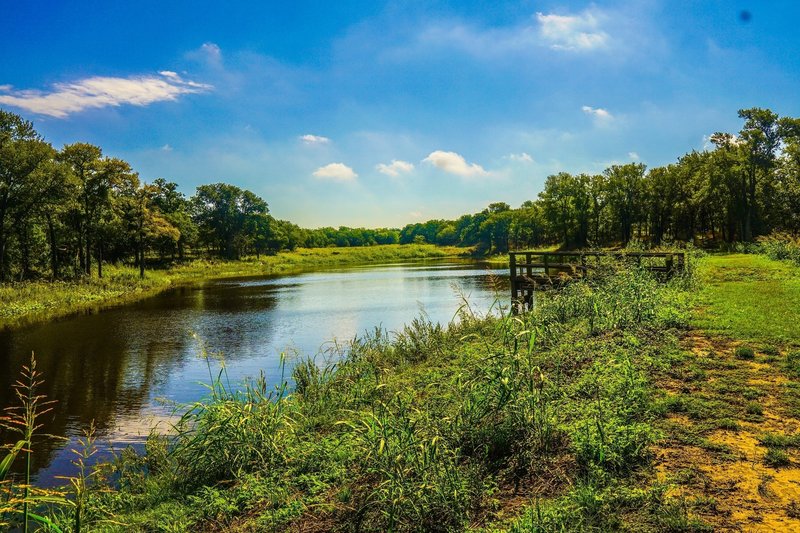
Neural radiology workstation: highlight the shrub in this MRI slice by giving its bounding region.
[764,448,791,467]
[735,346,755,360]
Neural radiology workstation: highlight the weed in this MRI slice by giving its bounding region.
[787,351,800,378]
[758,432,800,448]
[745,402,764,416]
[715,418,740,431]
[764,448,791,467]
[0,354,65,532]
[735,346,755,360]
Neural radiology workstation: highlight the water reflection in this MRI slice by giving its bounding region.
[0,259,506,485]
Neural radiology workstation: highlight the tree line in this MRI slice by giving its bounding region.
[2,107,799,280]
[400,108,800,253]
[0,110,409,281]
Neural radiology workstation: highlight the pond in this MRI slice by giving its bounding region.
[0,259,507,485]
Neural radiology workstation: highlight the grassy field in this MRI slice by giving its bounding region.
[0,244,465,331]
[694,253,800,345]
[4,251,800,531]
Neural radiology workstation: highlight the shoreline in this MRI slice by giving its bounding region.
[0,244,468,332]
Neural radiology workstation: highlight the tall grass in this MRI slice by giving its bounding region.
[727,232,800,266]
[1,354,66,532]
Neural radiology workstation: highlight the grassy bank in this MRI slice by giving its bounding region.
[5,259,697,531]
[5,252,800,531]
[0,244,465,331]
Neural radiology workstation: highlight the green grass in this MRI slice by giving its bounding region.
[764,448,791,467]
[0,244,465,330]
[694,254,800,345]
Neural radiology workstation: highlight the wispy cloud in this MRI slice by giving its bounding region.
[379,6,616,62]
[313,162,358,182]
[507,152,534,163]
[536,10,609,51]
[582,105,614,124]
[376,159,414,177]
[423,150,488,178]
[300,134,331,145]
[161,144,173,152]
[628,151,639,160]
[0,72,211,118]
[186,42,223,67]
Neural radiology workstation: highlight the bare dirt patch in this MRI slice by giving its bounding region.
[654,332,800,531]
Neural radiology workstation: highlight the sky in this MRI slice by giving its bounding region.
[2,0,799,228]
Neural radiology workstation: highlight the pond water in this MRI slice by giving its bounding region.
[0,259,507,486]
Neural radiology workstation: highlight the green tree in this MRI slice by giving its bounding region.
[192,183,269,259]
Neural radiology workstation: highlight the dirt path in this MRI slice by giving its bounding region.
[654,332,800,531]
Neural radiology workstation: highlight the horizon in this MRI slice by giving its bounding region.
[3,1,800,227]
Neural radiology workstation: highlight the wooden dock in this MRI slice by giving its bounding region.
[509,251,685,311]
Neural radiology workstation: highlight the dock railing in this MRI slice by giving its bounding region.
[509,250,685,312]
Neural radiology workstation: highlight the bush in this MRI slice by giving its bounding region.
[735,346,755,360]
[764,448,791,467]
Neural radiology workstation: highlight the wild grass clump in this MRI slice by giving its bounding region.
[786,351,800,378]
[756,233,800,266]
[735,346,756,360]
[1,354,67,532]
[764,448,791,467]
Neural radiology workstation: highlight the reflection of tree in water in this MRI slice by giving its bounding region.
[0,313,187,477]
[0,282,280,479]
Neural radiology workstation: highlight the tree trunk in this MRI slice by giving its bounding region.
[86,235,92,276]
[46,212,59,279]
[19,222,31,280]
[0,228,6,281]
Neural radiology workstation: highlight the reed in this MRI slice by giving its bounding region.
[1,353,66,532]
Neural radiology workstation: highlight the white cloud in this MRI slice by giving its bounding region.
[161,144,173,152]
[536,11,609,51]
[507,152,534,163]
[628,151,639,160]
[0,72,211,118]
[409,211,423,219]
[199,42,222,64]
[376,159,414,177]
[299,134,331,145]
[313,163,358,182]
[423,150,488,177]
[582,105,614,123]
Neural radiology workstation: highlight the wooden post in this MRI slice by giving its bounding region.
[510,252,518,312]
[525,252,533,309]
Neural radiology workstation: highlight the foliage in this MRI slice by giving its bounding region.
[3,105,800,282]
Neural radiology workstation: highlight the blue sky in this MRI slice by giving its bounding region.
[2,1,799,227]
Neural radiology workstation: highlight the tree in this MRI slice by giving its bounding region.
[737,108,782,240]
[605,163,646,244]
[0,111,57,279]
[192,183,269,259]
